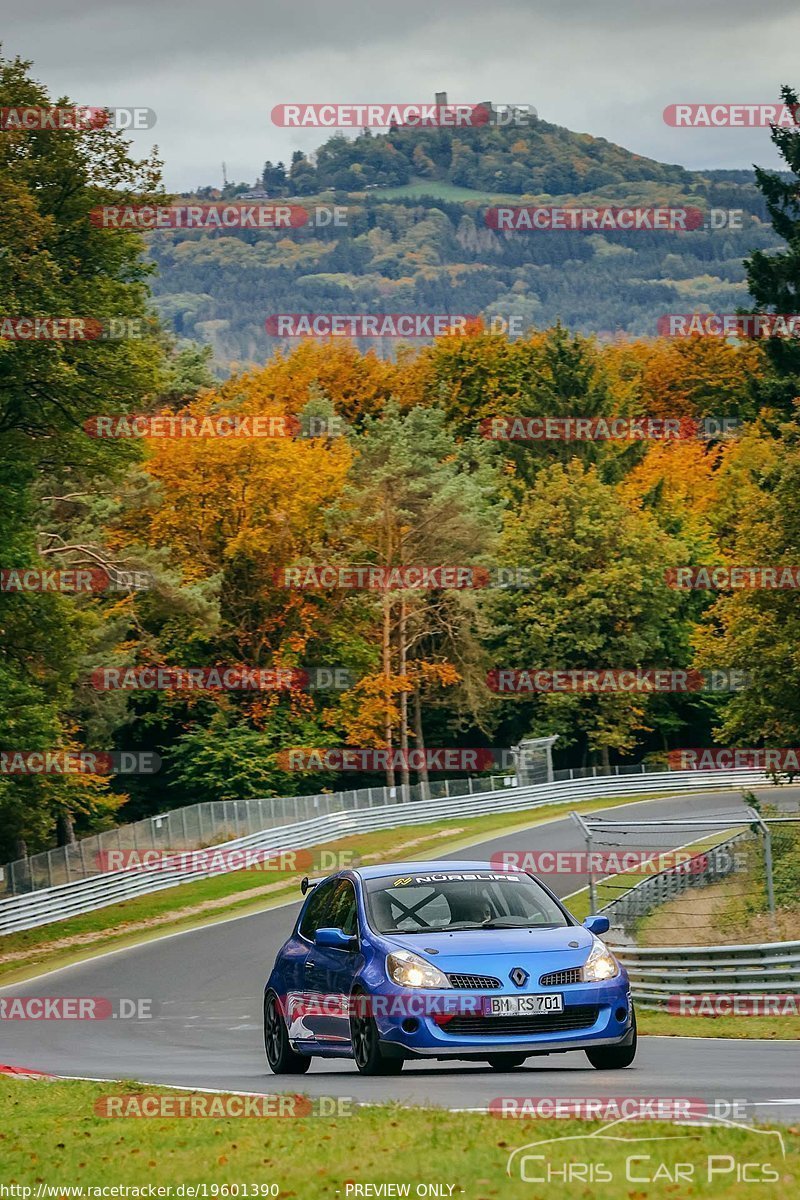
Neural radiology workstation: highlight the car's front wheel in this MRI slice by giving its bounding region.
[486,1054,528,1070]
[585,1009,637,1069]
[350,990,403,1075]
[264,992,311,1074]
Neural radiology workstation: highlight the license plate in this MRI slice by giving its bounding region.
[482,993,564,1017]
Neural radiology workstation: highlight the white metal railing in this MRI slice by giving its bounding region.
[0,768,779,936]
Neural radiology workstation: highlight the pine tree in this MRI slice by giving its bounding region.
[745,85,800,414]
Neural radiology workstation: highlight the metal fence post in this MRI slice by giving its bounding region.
[748,809,776,923]
[763,826,776,922]
[570,810,597,913]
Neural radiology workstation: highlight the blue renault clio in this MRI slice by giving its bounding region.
[264,861,636,1075]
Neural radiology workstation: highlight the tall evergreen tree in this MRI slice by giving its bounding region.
[745,84,800,414]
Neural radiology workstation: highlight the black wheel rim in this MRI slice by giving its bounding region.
[351,1011,372,1067]
[265,997,283,1064]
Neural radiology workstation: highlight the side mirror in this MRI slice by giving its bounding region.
[583,915,610,935]
[315,926,357,951]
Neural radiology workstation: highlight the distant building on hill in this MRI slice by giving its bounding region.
[239,185,271,200]
[434,91,537,126]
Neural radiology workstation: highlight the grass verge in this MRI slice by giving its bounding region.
[0,1076,797,1199]
[636,1010,800,1040]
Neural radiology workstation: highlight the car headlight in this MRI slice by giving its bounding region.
[582,939,620,982]
[386,950,452,989]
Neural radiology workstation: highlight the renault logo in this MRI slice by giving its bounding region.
[510,967,529,988]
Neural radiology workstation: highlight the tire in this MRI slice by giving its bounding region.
[486,1053,528,1070]
[585,1009,637,1070]
[264,992,311,1074]
[350,991,404,1075]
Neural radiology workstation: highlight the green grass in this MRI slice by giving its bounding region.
[0,791,678,986]
[364,178,521,203]
[1,1077,796,1199]
[637,1009,800,1040]
[282,176,731,212]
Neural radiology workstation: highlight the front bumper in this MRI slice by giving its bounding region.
[375,981,633,1059]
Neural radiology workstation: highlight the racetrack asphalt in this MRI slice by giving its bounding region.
[2,786,799,1120]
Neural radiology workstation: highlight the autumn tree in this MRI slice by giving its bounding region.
[693,418,800,747]
[486,460,692,767]
[107,378,362,804]
[0,52,167,856]
[331,403,503,789]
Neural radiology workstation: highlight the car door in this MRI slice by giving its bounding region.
[284,877,339,1045]
[302,877,362,1044]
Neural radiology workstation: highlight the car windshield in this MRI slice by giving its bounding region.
[364,870,571,934]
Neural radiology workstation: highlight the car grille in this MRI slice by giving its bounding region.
[447,972,502,990]
[539,967,583,987]
[441,1006,600,1037]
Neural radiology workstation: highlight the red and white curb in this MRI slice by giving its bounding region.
[0,1063,56,1079]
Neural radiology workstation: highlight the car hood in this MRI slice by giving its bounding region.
[382,924,594,964]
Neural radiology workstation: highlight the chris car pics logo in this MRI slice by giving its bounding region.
[505,1115,785,1186]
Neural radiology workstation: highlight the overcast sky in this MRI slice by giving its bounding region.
[2,0,798,191]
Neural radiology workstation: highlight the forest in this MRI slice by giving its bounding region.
[3,53,800,862]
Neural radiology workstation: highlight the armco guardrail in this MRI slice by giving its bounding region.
[0,768,777,936]
[618,940,800,1007]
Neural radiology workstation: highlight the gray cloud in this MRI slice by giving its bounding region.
[2,0,797,189]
